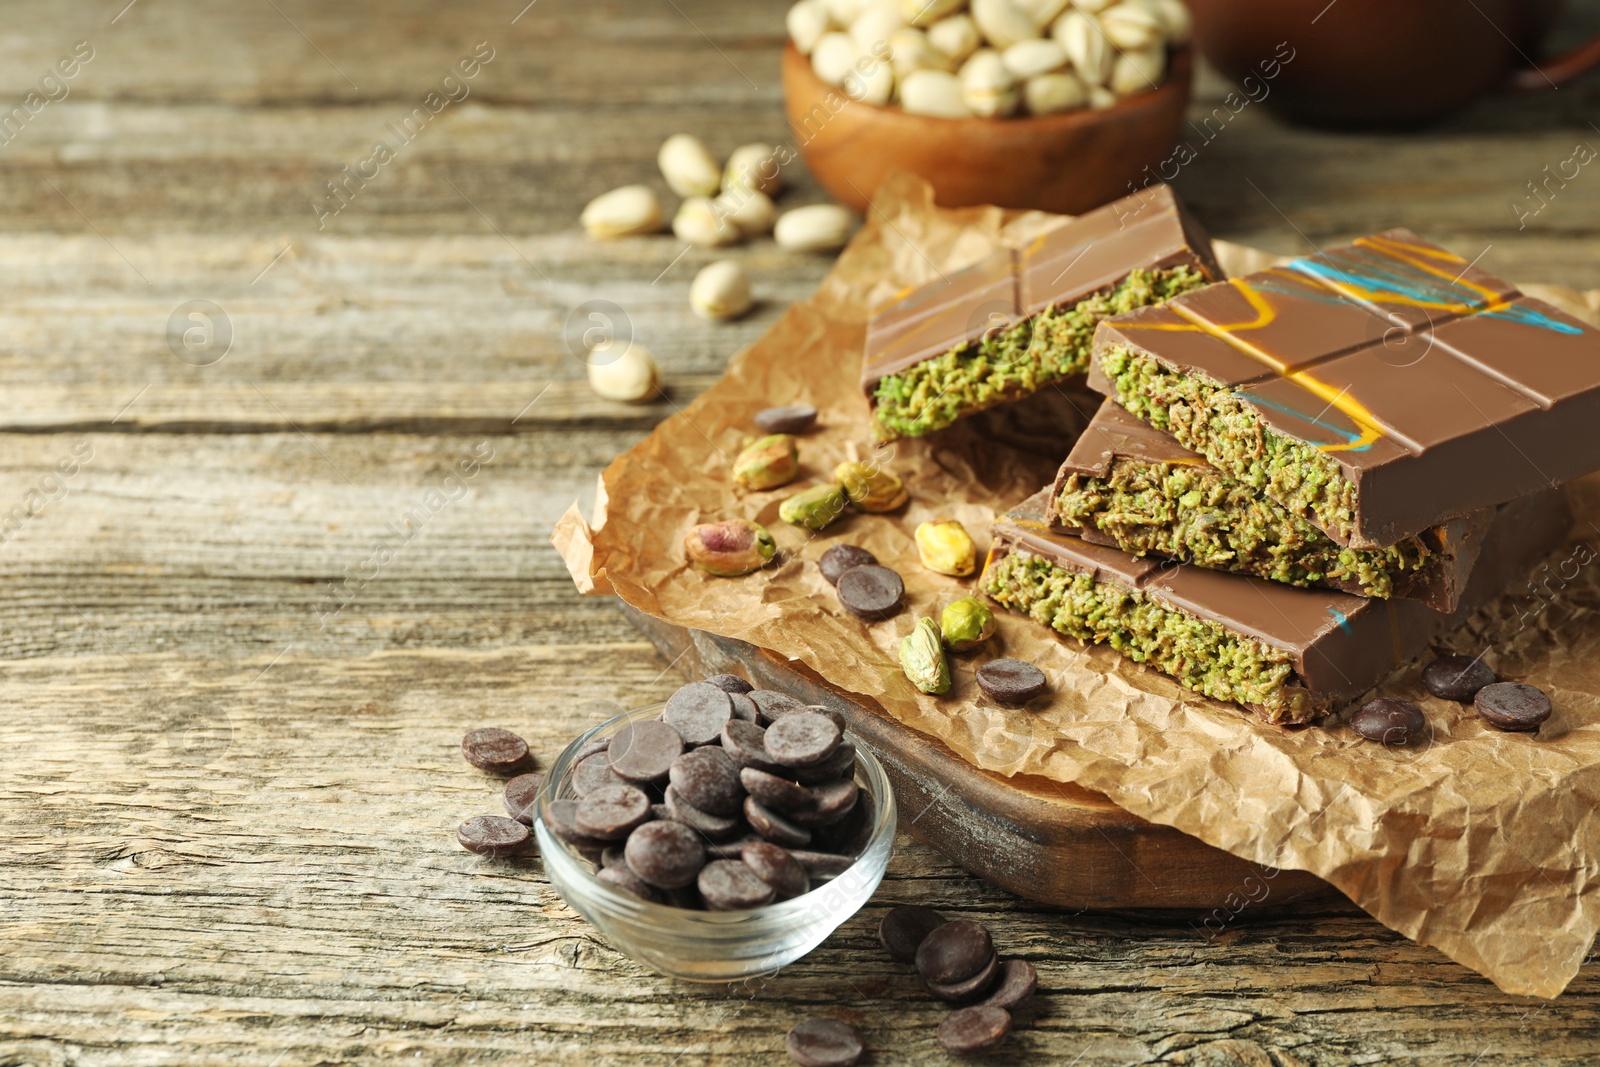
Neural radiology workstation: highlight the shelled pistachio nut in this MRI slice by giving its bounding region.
[941,596,997,651]
[899,617,952,695]
[901,0,966,26]
[926,13,982,64]
[690,260,753,321]
[1023,70,1087,113]
[779,483,849,530]
[1098,1,1163,50]
[724,142,785,197]
[774,204,858,252]
[587,340,661,403]
[732,433,800,490]
[716,188,779,237]
[685,518,777,577]
[835,460,909,512]
[915,517,977,576]
[673,197,742,247]
[971,0,1040,49]
[580,185,662,239]
[959,49,1019,117]
[658,133,722,199]
[900,68,972,117]
[787,0,831,55]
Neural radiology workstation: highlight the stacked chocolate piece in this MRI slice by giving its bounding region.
[971,224,1600,724]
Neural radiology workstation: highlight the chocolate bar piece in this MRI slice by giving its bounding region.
[980,488,1570,724]
[1048,400,1498,610]
[1087,229,1600,549]
[863,184,1219,442]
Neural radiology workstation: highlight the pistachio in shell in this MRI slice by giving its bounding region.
[941,596,996,651]
[732,434,800,491]
[915,517,977,577]
[899,617,951,695]
[684,518,777,577]
[778,483,848,531]
[835,460,909,512]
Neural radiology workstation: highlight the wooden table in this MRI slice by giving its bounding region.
[4,2,1600,1062]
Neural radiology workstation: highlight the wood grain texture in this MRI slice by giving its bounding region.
[4,0,1600,1062]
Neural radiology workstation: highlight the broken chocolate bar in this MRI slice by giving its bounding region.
[1088,229,1600,548]
[1048,399,1497,610]
[863,184,1219,442]
[979,488,1570,725]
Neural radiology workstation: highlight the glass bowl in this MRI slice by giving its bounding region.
[536,702,897,982]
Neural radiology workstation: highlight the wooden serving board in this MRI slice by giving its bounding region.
[623,603,1336,913]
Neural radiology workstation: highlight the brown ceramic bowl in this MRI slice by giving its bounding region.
[782,42,1193,216]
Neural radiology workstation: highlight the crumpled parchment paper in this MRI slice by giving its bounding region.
[554,173,1600,998]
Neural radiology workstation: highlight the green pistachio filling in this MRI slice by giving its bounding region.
[1099,345,1361,544]
[980,549,1314,724]
[1056,458,1432,598]
[871,267,1206,441]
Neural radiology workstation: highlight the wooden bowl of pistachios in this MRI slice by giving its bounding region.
[782,0,1194,217]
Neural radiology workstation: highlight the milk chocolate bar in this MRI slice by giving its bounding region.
[1048,400,1497,610]
[863,184,1219,442]
[1088,229,1600,548]
[980,488,1570,724]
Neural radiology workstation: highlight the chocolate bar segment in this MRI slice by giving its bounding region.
[1048,400,1494,610]
[863,184,1218,442]
[1088,229,1600,548]
[980,489,1570,724]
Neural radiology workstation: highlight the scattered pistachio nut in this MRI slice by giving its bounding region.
[724,142,785,197]
[1024,70,1088,114]
[903,0,966,26]
[900,68,972,118]
[1098,1,1163,50]
[835,461,909,512]
[787,0,831,55]
[732,433,801,491]
[959,49,1019,118]
[774,204,858,252]
[690,260,753,321]
[971,0,1041,49]
[717,188,779,237]
[658,133,723,199]
[1001,37,1066,79]
[673,197,742,247]
[926,13,982,64]
[580,184,663,239]
[685,518,777,577]
[899,617,952,695]
[1052,9,1113,86]
[587,341,661,403]
[915,517,977,576]
[941,597,997,651]
[779,484,849,530]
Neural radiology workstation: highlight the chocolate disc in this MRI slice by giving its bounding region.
[729,691,760,722]
[878,904,947,963]
[456,815,531,858]
[1350,697,1427,746]
[755,404,818,435]
[1475,681,1553,732]
[745,796,812,848]
[623,819,706,890]
[698,859,776,911]
[788,849,855,878]
[705,834,762,860]
[785,1018,863,1067]
[793,741,857,784]
[663,784,744,839]
[545,798,605,848]
[571,736,611,763]
[608,720,685,783]
[598,864,664,903]
[1422,654,1497,702]
[740,767,816,811]
[573,752,627,796]
[741,839,810,900]
[815,782,874,855]
[502,771,545,825]
[975,659,1049,704]
[927,950,1000,1002]
[748,689,807,725]
[819,544,878,586]
[669,746,745,815]
[916,920,995,984]
[703,673,755,694]
[937,1005,1011,1054]
[574,784,653,840]
[663,681,735,746]
[836,564,904,621]
[721,719,783,772]
[790,778,858,827]
[764,712,843,768]
[460,727,532,774]
[600,844,627,870]
[980,958,1038,1010]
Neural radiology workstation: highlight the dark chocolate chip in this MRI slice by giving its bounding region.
[729,691,760,722]
[980,958,1038,1010]
[722,719,784,772]
[608,720,685,783]
[793,740,857,784]
[937,1005,1011,1054]
[785,1018,864,1067]
[663,784,745,839]
[790,778,858,827]
[669,745,746,815]
[664,681,735,746]
[835,564,904,621]
[741,839,810,900]
[502,771,544,825]
[749,689,808,725]
[1350,697,1427,745]
[755,404,818,435]
[598,864,665,903]
[765,712,843,768]
[927,950,999,1002]
[1422,654,1497,702]
[745,796,812,848]
[788,849,855,878]
[819,544,877,586]
[546,798,607,848]
[1475,681,1553,732]
[456,815,531,858]
[878,904,947,963]
[917,920,994,984]
[460,727,532,774]
[574,784,653,840]
[740,766,816,811]
[698,858,777,911]
[623,819,706,889]
[704,673,755,694]
[975,659,1048,704]
[573,752,627,796]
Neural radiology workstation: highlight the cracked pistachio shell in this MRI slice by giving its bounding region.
[673,197,742,248]
[1099,1,1163,50]
[1110,43,1167,95]
[1001,37,1066,79]
[580,185,663,239]
[685,519,777,577]
[812,31,860,86]
[959,49,1019,118]
[915,517,977,576]
[926,13,981,63]
[774,204,858,252]
[1052,9,1113,86]
[851,4,906,54]
[724,142,785,197]
[835,460,909,512]
[690,260,753,321]
[779,483,848,530]
[1015,0,1070,23]
[716,188,779,237]
[1150,0,1190,44]
[972,0,1040,49]
[899,617,952,695]
[1023,70,1087,113]
[788,0,832,54]
[732,434,800,490]
[941,597,996,651]
[889,27,956,79]
[901,0,966,26]
[658,133,723,199]
[900,68,972,117]
[587,341,660,403]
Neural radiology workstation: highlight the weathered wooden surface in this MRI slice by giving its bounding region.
[4,1,1600,1063]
